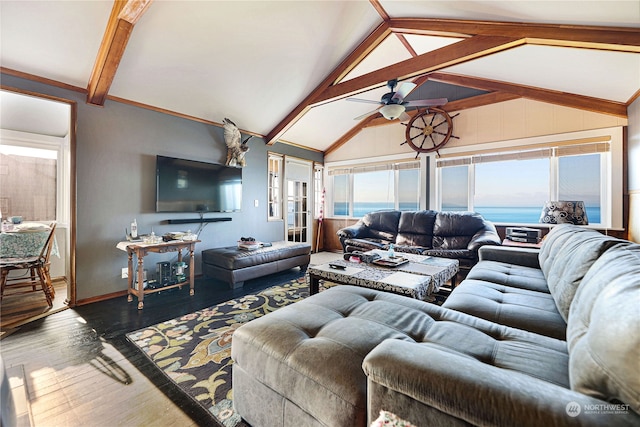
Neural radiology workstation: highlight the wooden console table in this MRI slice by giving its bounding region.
[117,240,199,309]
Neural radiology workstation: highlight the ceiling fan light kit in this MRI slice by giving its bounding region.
[380,104,405,120]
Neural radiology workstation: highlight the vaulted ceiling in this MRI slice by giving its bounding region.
[1,1,638,154]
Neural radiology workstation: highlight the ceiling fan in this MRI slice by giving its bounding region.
[346,79,447,121]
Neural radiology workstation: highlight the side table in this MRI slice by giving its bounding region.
[117,240,199,309]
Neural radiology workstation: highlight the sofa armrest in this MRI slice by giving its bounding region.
[337,223,368,240]
[337,223,370,251]
[363,340,639,427]
[467,228,502,251]
[478,245,541,269]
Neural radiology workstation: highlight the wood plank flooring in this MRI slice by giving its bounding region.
[0,264,320,427]
[1,280,68,335]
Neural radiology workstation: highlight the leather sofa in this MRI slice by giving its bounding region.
[232,224,640,426]
[337,210,501,270]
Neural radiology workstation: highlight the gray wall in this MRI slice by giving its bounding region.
[1,73,323,301]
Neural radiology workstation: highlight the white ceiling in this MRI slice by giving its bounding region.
[0,90,70,138]
[1,1,638,152]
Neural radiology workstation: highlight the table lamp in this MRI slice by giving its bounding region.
[539,201,589,225]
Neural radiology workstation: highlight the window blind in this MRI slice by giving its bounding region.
[437,137,610,167]
[328,160,419,176]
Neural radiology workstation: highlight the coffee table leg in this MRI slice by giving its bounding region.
[309,274,320,295]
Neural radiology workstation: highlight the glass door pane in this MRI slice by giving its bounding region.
[287,180,308,243]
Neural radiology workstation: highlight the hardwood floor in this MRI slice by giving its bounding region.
[1,280,68,335]
[0,265,316,427]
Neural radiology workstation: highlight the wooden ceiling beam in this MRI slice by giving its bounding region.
[264,22,392,145]
[86,0,153,106]
[428,72,627,117]
[313,35,523,104]
[388,18,640,52]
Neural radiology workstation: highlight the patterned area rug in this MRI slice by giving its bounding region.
[127,277,449,426]
[127,277,309,427]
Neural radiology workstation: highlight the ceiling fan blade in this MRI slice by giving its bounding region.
[346,97,382,105]
[391,82,417,103]
[404,98,448,107]
[353,107,381,120]
[398,112,411,122]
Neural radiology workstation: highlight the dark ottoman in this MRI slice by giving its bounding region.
[202,241,310,288]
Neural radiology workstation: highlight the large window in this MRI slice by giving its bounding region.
[437,140,609,226]
[329,160,421,217]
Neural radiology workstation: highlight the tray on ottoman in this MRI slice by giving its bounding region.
[202,241,310,288]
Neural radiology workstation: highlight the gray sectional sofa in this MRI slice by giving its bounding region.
[232,224,640,426]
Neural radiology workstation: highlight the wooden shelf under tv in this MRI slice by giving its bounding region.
[168,217,232,224]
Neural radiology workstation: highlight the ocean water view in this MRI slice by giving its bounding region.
[474,206,600,224]
[334,202,418,218]
[334,203,601,224]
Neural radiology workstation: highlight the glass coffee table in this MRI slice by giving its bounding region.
[308,250,459,301]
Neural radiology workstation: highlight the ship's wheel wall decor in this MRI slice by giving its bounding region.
[402,107,459,157]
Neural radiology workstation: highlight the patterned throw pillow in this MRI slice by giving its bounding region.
[370,410,418,427]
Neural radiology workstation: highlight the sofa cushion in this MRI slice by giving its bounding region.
[396,210,436,248]
[442,278,567,339]
[466,260,549,293]
[432,211,486,250]
[566,243,640,413]
[361,210,401,242]
[539,224,623,321]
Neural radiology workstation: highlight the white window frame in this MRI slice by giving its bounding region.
[433,127,623,229]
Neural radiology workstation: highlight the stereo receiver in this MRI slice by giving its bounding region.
[506,227,541,243]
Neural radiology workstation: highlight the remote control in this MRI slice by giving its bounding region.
[329,263,346,270]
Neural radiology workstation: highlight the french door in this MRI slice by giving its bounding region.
[285,158,312,243]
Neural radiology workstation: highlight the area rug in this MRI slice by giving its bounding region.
[126,277,309,427]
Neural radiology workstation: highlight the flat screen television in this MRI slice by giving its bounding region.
[156,155,242,213]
